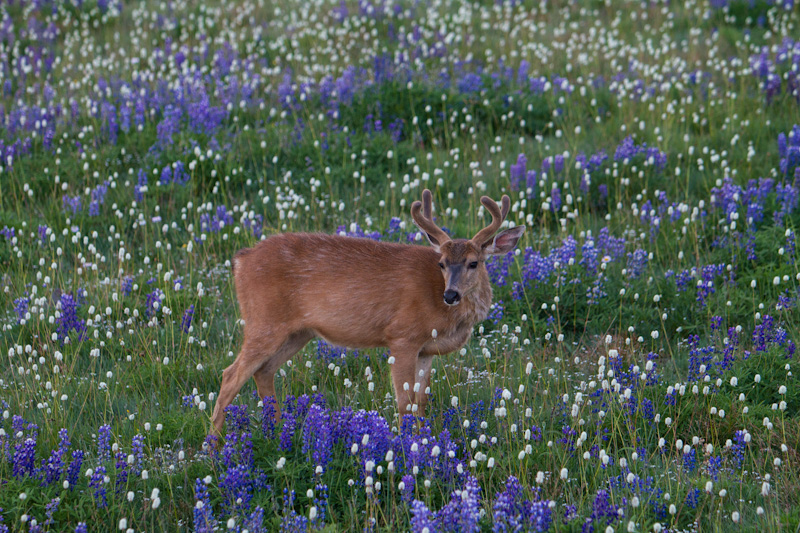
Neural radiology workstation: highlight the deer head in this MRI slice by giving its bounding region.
[411,189,525,306]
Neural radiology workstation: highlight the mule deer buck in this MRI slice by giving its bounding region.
[211,189,524,434]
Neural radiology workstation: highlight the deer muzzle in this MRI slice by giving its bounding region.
[443,289,461,305]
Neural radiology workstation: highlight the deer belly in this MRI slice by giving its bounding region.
[304,306,390,349]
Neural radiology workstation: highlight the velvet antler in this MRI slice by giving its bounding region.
[472,195,511,247]
[411,189,451,247]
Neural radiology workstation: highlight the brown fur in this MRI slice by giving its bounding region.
[211,191,523,434]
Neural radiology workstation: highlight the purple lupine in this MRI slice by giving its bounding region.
[43,428,70,485]
[13,437,37,479]
[89,466,108,507]
[589,150,608,171]
[13,297,29,323]
[243,507,265,532]
[731,430,748,470]
[580,239,599,275]
[224,404,250,437]
[62,194,82,216]
[66,449,84,487]
[596,227,626,260]
[400,474,416,503]
[626,249,648,279]
[242,213,264,239]
[181,305,195,333]
[155,105,182,148]
[389,118,404,143]
[409,500,437,533]
[261,396,277,439]
[585,489,622,530]
[134,169,148,202]
[91,182,109,211]
[131,434,145,475]
[457,73,483,93]
[553,154,564,174]
[173,161,190,185]
[774,182,799,226]
[56,293,86,342]
[493,476,552,532]
[37,224,49,244]
[525,170,537,195]
[194,478,217,533]
[778,125,800,176]
[437,475,482,533]
[280,488,310,532]
[487,300,505,324]
[510,154,527,191]
[97,424,112,464]
[44,497,60,526]
[614,136,638,161]
[160,165,173,186]
[310,484,330,528]
[200,204,235,233]
[121,276,134,296]
[219,463,255,513]
[145,288,164,317]
[550,186,562,212]
[302,404,332,468]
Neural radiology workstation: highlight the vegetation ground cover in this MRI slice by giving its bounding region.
[1,0,799,531]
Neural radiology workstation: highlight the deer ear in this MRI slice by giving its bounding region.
[484,225,525,255]
[417,228,444,252]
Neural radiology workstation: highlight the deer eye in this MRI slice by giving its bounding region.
[468,261,478,269]
[438,262,445,269]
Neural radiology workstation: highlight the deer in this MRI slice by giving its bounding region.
[211,189,525,435]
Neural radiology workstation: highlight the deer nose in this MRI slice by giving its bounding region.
[443,290,461,305]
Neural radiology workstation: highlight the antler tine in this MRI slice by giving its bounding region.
[422,189,434,219]
[472,194,511,246]
[411,189,450,245]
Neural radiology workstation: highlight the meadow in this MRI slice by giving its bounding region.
[1,0,800,530]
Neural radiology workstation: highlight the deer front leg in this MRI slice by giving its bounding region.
[415,354,435,417]
[388,344,421,419]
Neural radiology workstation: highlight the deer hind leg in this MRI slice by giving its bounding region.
[211,330,310,435]
[252,329,314,418]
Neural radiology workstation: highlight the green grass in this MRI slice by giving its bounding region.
[1,0,799,531]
